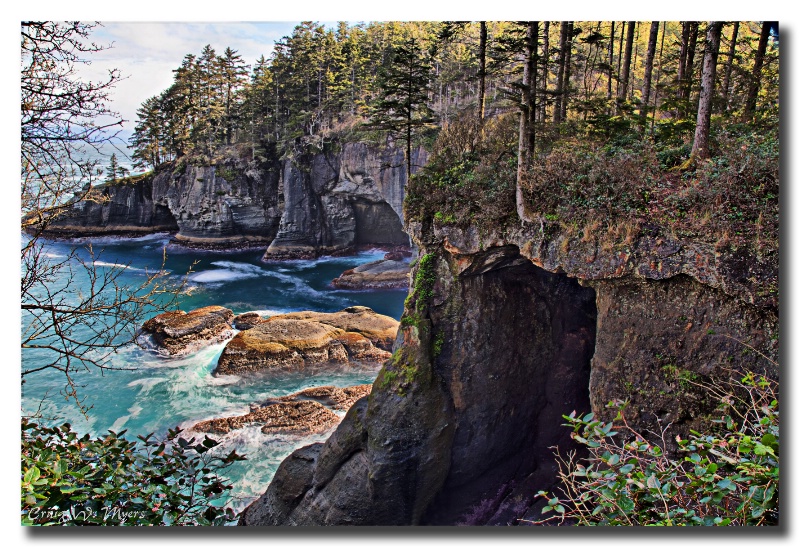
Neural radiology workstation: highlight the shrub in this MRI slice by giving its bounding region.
[21,420,245,526]
[405,110,517,229]
[535,372,779,526]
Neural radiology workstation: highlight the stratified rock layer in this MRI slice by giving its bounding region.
[331,257,410,289]
[263,143,426,259]
[192,385,372,436]
[215,306,398,375]
[141,305,235,356]
[243,216,778,526]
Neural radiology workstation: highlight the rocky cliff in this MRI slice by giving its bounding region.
[151,149,283,248]
[264,143,426,259]
[42,175,179,237]
[240,216,778,526]
[43,143,423,256]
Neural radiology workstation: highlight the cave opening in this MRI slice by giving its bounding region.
[351,200,409,247]
[423,251,597,525]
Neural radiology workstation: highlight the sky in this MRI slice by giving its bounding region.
[82,22,316,139]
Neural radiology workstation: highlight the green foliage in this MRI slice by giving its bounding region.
[536,373,779,526]
[432,330,445,358]
[413,253,437,311]
[405,110,517,229]
[377,348,419,396]
[21,419,245,526]
[216,166,240,182]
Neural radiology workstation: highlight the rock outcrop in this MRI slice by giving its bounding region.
[233,312,264,331]
[242,217,778,526]
[141,305,235,356]
[42,176,179,237]
[41,142,425,257]
[151,151,283,248]
[331,255,411,289]
[192,385,372,436]
[215,306,399,375]
[263,143,426,259]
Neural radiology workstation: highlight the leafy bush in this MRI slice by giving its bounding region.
[536,372,779,526]
[21,419,245,526]
[405,110,517,228]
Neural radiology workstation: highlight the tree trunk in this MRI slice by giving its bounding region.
[721,21,739,111]
[607,21,614,109]
[630,22,641,102]
[616,21,635,114]
[616,21,625,98]
[691,22,722,160]
[540,21,550,122]
[560,22,573,122]
[639,21,659,129]
[678,22,700,118]
[553,21,568,123]
[744,21,772,122]
[517,22,537,222]
[650,21,667,132]
[478,21,487,125]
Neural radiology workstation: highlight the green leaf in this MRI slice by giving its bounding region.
[619,464,635,474]
[23,467,40,484]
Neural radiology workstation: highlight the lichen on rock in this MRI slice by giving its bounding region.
[214,306,399,375]
[141,305,235,356]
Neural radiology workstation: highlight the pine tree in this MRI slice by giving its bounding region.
[368,37,435,180]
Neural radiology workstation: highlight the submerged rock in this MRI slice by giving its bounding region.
[192,384,372,436]
[331,257,410,289]
[141,305,235,356]
[215,306,398,375]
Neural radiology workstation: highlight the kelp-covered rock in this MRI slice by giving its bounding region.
[215,306,398,375]
[141,305,235,356]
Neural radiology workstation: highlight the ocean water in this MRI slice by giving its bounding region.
[21,233,407,514]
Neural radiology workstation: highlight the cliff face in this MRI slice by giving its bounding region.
[264,143,426,259]
[242,217,778,526]
[44,143,423,255]
[43,176,179,237]
[151,153,283,247]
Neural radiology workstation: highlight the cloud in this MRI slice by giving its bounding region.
[76,22,300,132]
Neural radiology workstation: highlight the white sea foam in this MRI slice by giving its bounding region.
[190,261,267,283]
[127,377,167,393]
[93,260,164,273]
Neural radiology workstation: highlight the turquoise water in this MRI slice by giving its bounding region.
[21,234,407,513]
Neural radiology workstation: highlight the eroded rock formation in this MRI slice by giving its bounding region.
[192,385,372,436]
[41,142,425,257]
[215,306,399,375]
[331,255,411,289]
[141,305,235,356]
[242,217,778,526]
[263,144,426,259]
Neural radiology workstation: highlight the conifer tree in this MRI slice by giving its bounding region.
[368,37,435,180]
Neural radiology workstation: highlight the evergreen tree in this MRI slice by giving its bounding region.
[106,153,120,183]
[368,37,435,180]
